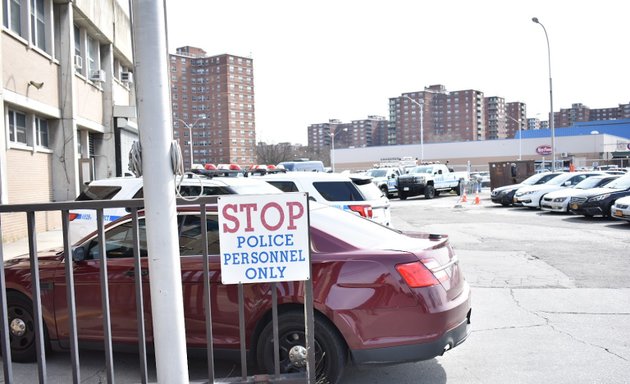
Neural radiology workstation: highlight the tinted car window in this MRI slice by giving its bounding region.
[178,214,220,255]
[76,185,122,201]
[87,219,148,259]
[178,186,232,196]
[266,181,300,193]
[313,181,363,202]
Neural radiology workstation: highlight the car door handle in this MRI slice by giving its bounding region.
[124,269,148,277]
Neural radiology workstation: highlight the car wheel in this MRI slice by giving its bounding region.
[6,291,46,362]
[424,185,435,199]
[399,192,407,200]
[380,185,388,197]
[455,180,463,196]
[256,311,347,384]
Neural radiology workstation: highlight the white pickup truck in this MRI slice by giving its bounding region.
[396,163,467,200]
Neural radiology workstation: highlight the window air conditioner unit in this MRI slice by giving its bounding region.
[74,55,83,69]
[120,71,133,84]
[89,69,106,83]
[561,152,569,158]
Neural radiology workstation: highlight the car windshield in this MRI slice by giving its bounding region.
[410,166,433,174]
[521,173,553,185]
[546,173,576,185]
[605,176,630,189]
[575,176,615,189]
[75,185,122,201]
[365,169,387,177]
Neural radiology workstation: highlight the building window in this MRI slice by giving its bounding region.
[35,117,49,147]
[87,35,99,74]
[3,0,22,35]
[8,110,27,145]
[30,0,45,50]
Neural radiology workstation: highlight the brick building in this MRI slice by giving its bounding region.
[170,47,256,168]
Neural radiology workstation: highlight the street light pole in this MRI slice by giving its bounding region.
[330,131,336,173]
[329,128,347,172]
[177,114,206,170]
[402,95,425,163]
[532,17,556,171]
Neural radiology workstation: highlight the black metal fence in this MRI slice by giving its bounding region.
[0,197,314,384]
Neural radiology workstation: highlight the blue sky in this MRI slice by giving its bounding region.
[165,0,630,145]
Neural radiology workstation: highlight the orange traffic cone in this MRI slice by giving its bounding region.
[474,192,480,205]
[461,191,467,203]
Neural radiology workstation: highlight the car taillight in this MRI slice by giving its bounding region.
[396,261,440,288]
[69,213,79,221]
[348,204,373,218]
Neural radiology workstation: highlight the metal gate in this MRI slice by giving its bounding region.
[0,197,315,383]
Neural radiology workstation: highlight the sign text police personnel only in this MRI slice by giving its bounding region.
[217,193,310,284]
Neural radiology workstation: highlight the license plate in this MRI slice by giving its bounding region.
[403,187,409,191]
[615,210,623,217]
[571,203,578,210]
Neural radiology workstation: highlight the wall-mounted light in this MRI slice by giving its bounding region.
[28,81,44,90]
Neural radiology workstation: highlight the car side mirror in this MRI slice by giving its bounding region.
[72,246,86,262]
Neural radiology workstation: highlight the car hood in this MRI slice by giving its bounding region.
[3,249,64,269]
[493,183,522,192]
[517,184,563,193]
[544,188,585,199]
[572,187,623,198]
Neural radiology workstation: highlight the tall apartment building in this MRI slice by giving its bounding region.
[506,102,527,139]
[1,0,136,240]
[390,85,486,145]
[170,47,256,168]
[349,116,389,148]
[485,96,507,140]
[307,116,389,155]
[556,102,630,127]
[307,119,351,155]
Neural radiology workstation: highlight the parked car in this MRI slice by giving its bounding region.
[541,175,621,213]
[396,163,467,200]
[490,172,564,207]
[364,167,403,198]
[568,175,630,217]
[260,172,392,227]
[513,172,604,209]
[3,202,471,384]
[611,195,630,223]
[70,174,282,242]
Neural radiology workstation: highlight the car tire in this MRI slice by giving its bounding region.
[501,202,510,207]
[380,185,389,198]
[6,291,47,362]
[256,311,347,384]
[454,180,463,196]
[424,185,435,199]
[399,192,407,200]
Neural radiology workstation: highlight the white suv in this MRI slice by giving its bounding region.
[70,174,282,242]
[258,172,392,226]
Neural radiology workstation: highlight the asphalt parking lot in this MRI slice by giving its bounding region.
[2,190,630,383]
[341,190,630,384]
